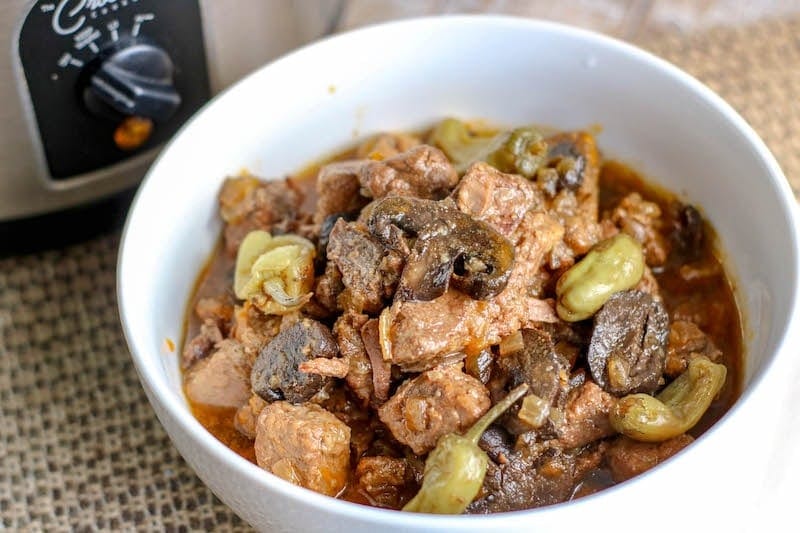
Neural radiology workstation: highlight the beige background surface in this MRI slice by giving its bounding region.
[2,2,799,531]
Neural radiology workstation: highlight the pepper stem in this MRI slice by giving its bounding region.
[464,383,529,444]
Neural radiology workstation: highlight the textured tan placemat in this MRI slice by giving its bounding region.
[1,15,798,532]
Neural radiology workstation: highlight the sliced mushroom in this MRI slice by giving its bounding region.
[587,290,669,396]
[251,318,339,403]
[367,196,515,301]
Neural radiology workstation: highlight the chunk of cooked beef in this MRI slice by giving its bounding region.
[314,161,370,224]
[635,265,663,302]
[234,394,268,439]
[356,132,422,159]
[182,318,223,370]
[326,219,403,314]
[353,456,422,509]
[251,318,339,403]
[588,290,669,396]
[605,434,694,482]
[455,162,542,237]
[493,328,570,435]
[378,365,490,454]
[665,320,723,377]
[230,303,281,359]
[556,381,616,449]
[334,312,373,405]
[313,261,344,313]
[358,145,459,200]
[610,192,669,267]
[220,177,302,256]
[254,401,350,496]
[467,440,606,513]
[184,339,251,408]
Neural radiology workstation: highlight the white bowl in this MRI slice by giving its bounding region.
[118,15,800,533]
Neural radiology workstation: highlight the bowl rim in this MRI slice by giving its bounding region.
[117,13,800,528]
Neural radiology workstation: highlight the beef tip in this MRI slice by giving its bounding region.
[455,162,542,237]
[610,192,669,267]
[468,441,605,513]
[669,202,705,259]
[378,365,490,454]
[314,161,370,224]
[334,312,374,406]
[494,329,570,435]
[556,381,616,449]
[588,290,669,396]
[665,320,723,377]
[182,318,223,370]
[234,394,268,439]
[384,290,558,373]
[605,434,694,482]
[353,456,422,509]
[635,265,663,302]
[326,219,403,314]
[231,303,281,359]
[316,211,358,267]
[359,145,459,200]
[184,339,252,408]
[356,132,422,159]
[254,401,350,497]
[313,261,344,313]
[220,177,302,256]
[251,318,339,403]
[478,425,516,464]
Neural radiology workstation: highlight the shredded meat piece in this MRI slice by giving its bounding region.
[314,161,370,224]
[182,318,223,370]
[361,319,391,404]
[334,312,374,405]
[195,296,234,324]
[665,320,723,377]
[556,381,616,449]
[358,145,459,200]
[378,365,490,454]
[230,303,281,359]
[234,394,268,439]
[605,434,694,482]
[220,177,302,256]
[610,192,670,266]
[298,357,350,378]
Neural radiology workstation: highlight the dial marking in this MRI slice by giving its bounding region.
[40,3,56,13]
[74,26,101,53]
[131,12,155,37]
[107,19,120,41]
[57,52,84,68]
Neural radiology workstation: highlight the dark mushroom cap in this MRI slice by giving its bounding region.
[367,196,514,301]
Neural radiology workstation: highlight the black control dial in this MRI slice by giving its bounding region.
[18,0,209,180]
[84,42,181,122]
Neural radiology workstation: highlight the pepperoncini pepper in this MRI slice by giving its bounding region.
[234,230,315,315]
[402,383,529,514]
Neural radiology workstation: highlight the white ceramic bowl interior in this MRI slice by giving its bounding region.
[119,16,800,533]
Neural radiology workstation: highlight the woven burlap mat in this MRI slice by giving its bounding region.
[2,16,798,532]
